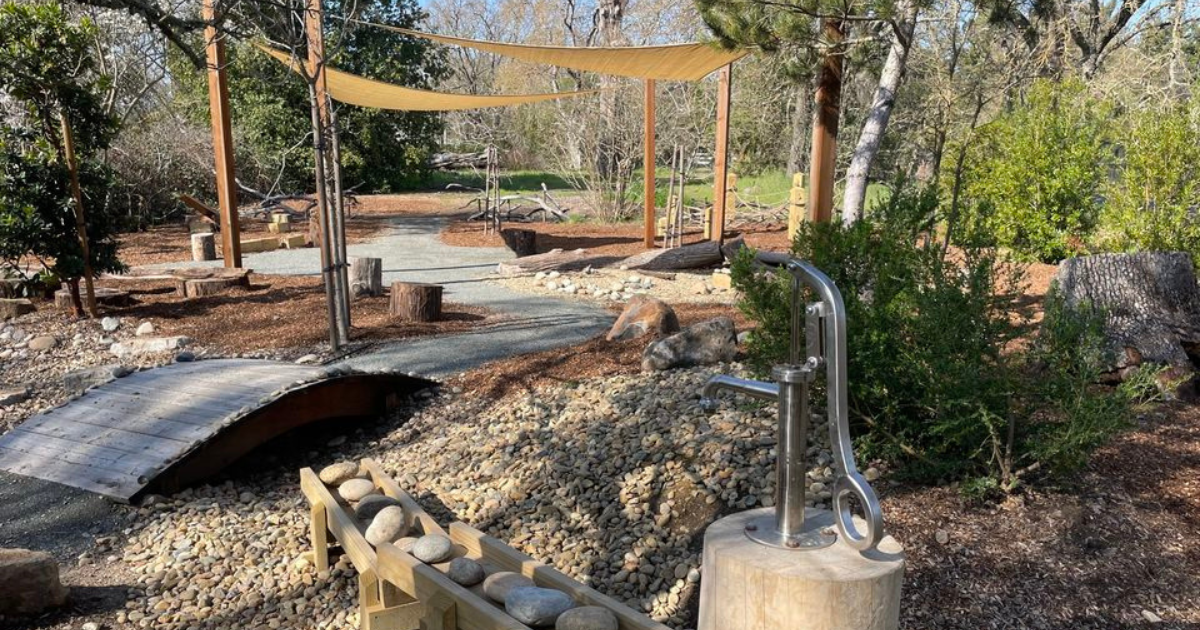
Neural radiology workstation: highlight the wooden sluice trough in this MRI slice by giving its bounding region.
[301,458,672,630]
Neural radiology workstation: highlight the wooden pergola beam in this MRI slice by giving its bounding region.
[202,0,242,268]
[643,79,656,249]
[710,64,732,244]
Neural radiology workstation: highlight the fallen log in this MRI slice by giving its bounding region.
[496,248,611,276]
[619,240,723,271]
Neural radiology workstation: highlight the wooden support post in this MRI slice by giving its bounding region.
[808,19,845,224]
[59,113,97,318]
[310,500,329,573]
[710,64,733,245]
[788,173,807,240]
[643,79,656,249]
[202,0,242,268]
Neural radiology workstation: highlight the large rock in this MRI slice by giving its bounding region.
[556,606,619,630]
[642,317,738,371]
[110,336,190,358]
[0,548,68,615]
[505,586,575,626]
[607,296,680,341]
[365,506,406,546]
[27,335,57,352]
[482,571,534,604]
[62,364,130,396]
[0,299,35,320]
[0,385,29,407]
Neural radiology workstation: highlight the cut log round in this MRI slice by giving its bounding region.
[177,276,246,298]
[389,282,443,322]
[191,232,217,262]
[620,240,723,271]
[171,268,252,297]
[349,257,383,298]
[54,287,129,310]
[501,228,538,257]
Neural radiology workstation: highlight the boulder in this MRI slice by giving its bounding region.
[62,364,130,396]
[556,606,619,630]
[365,506,406,546]
[0,548,68,615]
[0,299,35,320]
[0,385,29,407]
[110,336,190,358]
[100,316,120,332]
[27,335,57,352]
[606,296,680,342]
[483,571,534,604]
[642,317,738,371]
[135,322,155,336]
[505,587,575,627]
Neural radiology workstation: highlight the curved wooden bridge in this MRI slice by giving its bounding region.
[0,359,433,502]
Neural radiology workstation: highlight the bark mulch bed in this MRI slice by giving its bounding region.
[96,275,497,356]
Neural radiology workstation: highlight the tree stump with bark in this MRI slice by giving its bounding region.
[389,282,442,322]
[191,232,217,262]
[172,268,252,298]
[501,228,538,257]
[54,287,129,310]
[349,257,383,298]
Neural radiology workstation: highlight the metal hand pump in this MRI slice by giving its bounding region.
[700,256,884,551]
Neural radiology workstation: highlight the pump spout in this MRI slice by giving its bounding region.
[699,375,777,411]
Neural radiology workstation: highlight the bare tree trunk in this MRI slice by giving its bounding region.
[842,0,919,224]
[1168,0,1191,101]
[786,79,814,177]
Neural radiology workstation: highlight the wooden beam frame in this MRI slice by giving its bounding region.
[710,65,732,245]
[642,79,656,249]
[202,0,242,268]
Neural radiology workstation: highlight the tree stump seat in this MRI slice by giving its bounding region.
[389,282,442,322]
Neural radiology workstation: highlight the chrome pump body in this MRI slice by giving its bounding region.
[700,256,884,552]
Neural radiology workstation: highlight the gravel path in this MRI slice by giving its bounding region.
[159,216,613,377]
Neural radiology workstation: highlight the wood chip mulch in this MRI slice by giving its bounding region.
[96,275,499,356]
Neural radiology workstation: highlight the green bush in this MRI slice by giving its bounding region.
[733,184,1137,490]
[957,79,1112,263]
[1096,107,1200,263]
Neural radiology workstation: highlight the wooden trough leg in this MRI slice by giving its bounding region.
[311,500,330,573]
[361,569,421,630]
[421,592,457,630]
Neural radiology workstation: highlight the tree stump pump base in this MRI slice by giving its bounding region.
[698,508,905,630]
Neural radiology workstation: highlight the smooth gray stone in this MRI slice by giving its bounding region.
[365,506,405,546]
[446,557,485,586]
[337,478,376,502]
[318,462,358,486]
[411,534,453,564]
[354,494,401,521]
[556,606,619,630]
[505,587,575,627]
[482,571,534,604]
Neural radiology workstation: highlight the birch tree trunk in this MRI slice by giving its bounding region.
[786,79,813,177]
[841,0,919,225]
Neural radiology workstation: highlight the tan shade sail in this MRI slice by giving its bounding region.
[361,23,748,82]
[260,46,600,111]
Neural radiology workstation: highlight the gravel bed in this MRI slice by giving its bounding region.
[493,268,738,306]
[107,364,849,630]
